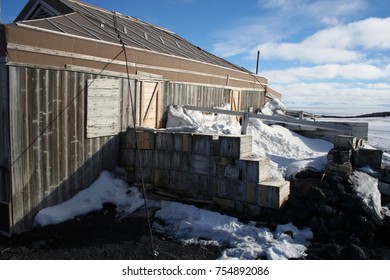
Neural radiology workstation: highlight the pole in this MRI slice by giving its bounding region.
[256,50,260,74]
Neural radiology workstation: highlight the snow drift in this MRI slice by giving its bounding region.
[166,103,333,179]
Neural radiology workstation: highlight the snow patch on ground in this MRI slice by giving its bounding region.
[34,171,144,227]
[153,201,312,260]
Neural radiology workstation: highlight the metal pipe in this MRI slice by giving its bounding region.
[256,50,260,74]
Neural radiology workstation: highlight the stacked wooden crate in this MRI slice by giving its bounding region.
[120,130,290,213]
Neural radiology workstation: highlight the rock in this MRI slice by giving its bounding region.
[30,239,47,250]
[340,194,365,213]
[317,222,329,237]
[308,186,326,200]
[326,162,353,178]
[327,214,344,230]
[327,230,349,243]
[318,203,337,218]
[308,215,321,229]
[306,243,342,260]
[321,189,341,202]
[340,244,367,260]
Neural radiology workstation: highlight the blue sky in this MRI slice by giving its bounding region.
[2,0,390,111]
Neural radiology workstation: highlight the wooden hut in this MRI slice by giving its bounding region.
[0,0,282,234]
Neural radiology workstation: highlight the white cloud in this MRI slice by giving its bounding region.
[272,81,390,107]
[258,43,361,64]
[263,63,390,83]
[258,0,366,26]
[307,17,390,50]
[254,17,390,64]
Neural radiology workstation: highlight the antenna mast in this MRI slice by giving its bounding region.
[256,50,260,74]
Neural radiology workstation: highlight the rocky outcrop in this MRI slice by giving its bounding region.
[276,170,390,259]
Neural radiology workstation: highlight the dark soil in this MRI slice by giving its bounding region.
[0,210,222,260]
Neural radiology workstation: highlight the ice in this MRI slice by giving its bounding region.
[351,170,383,218]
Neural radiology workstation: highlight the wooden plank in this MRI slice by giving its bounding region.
[141,81,160,128]
[120,78,131,131]
[236,157,270,183]
[191,134,219,156]
[155,132,174,151]
[67,71,77,197]
[9,66,24,232]
[76,72,86,198]
[198,175,215,198]
[218,135,252,159]
[153,150,171,170]
[50,70,61,203]
[60,71,70,200]
[41,69,51,205]
[184,105,360,133]
[20,67,34,229]
[33,68,44,216]
[0,61,10,204]
[170,151,189,172]
[257,180,290,209]
[152,169,170,188]
[189,154,216,176]
[86,78,120,138]
[173,132,192,153]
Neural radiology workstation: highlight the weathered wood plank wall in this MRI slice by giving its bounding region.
[240,90,266,111]
[8,66,127,232]
[164,82,232,109]
[164,82,266,115]
[0,61,9,203]
[0,58,11,233]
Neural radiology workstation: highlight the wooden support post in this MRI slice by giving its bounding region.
[241,113,249,135]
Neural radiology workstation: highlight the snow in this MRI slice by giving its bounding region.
[167,104,242,135]
[34,170,144,226]
[154,201,312,260]
[247,119,332,179]
[166,103,333,179]
[260,98,287,116]
[351,171,383,218]
[35,170,313,260]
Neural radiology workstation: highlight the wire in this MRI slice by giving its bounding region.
[113,11,157,259]
[9,51,124,168]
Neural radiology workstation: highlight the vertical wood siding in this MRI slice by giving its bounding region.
[0,61,11,233]
[164,82,266,114]
[240,90,266,111]
[8,66,127,232]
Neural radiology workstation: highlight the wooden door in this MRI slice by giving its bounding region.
[231,90,241,112]
[139,81,162,128]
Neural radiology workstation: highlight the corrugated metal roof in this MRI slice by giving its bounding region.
[15,0,249,73]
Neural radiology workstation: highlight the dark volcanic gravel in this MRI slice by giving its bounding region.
[0,211,222,260]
